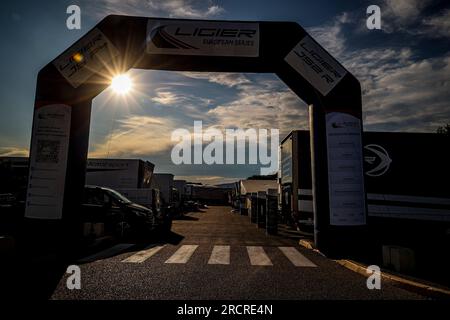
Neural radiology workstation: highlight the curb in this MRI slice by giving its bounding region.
[299,239,315,250]
[299,238,326,257]
[334,259,450,299]
[299,238,450,299]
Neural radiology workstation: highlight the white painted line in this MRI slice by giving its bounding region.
[208,245,230,265]
[279,247,317,267]
[165,245,199,264]
[122,244,165,263]
[78,243,135,263]
[247,246,272,266]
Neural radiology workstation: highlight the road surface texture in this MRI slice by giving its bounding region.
[51,206,426,300]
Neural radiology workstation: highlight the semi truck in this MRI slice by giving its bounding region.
[86,158,154,189]
[85,158,160,210]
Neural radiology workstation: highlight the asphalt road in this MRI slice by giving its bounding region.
[50,206,426,300]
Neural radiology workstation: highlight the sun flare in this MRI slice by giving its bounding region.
[111,74,132,95]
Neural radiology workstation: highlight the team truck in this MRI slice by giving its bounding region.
[86,158,154,189]
[280,130,450,226]
[85,158,160,208]
[280,130,450,282]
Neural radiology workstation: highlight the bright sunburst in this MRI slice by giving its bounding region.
[111,74,132,95]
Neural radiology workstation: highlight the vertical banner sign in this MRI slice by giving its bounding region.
[325,112,366,226]
[285,35,347,96]
[53,28,120,88]
[25,105,71,219]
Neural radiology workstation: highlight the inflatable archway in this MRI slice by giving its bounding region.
[26,15,367,255]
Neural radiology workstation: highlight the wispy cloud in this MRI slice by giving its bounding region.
[308,12,450,132]
[0,147,29,157]
[82,0,225,19]
[421,8,450,38]
[181,72,251,87]
[151,87,212,107]
[380,0,450,37]
[383,0,432,23]
[308,12,349,56]
[151,90,184,105]
[147,0,225,18]
[206,78,308,137]
[88,115,177,158]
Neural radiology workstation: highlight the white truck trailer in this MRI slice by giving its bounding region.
[86,158,157,209]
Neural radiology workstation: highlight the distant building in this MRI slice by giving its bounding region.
[188,184,230,205]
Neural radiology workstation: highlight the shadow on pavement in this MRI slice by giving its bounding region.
[173,215,199,221]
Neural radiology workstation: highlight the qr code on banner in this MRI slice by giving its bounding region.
[36,140,60,163]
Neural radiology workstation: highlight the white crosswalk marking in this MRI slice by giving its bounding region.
[246,246,272,266]
[122,244,165,263]
[278,247,317,267]
[165,245,199,264]
[208,245,230,265]
[78,243,135,263]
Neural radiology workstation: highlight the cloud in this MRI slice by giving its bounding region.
[0,147,29,157]
[308,13,450,132]
[354,52,450,131]
[151,90,183,105]
[181,72,251,87]
[421,9,450,38]
[379,0,450,37]
[383,0,431,23]
[150,86,213,118]
[308,13,349,56]
[148,0,225,18]
[83,0,224,19]
[88,115,177,158]
[206,78,308,137]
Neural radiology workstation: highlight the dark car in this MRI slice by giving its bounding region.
[81,185,171,241]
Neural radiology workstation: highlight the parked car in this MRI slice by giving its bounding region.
[81,185,171,241]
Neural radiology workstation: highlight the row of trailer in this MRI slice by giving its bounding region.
[231,130,449,278]
[235,130,449,228]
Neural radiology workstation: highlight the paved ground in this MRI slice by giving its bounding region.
[50,206,426,300]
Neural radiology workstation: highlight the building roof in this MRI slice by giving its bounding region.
[240,179,278,194]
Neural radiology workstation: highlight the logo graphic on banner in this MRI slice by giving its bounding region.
[53,28,120,88]
[325,112,366,226]
[364,144,392,177]
[285,36,347,96]
[146,20,260,57]
[150,25,199,49]
[25,104,72,220]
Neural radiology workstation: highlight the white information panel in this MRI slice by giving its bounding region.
[147,20,259,57]
[25,104,71,219]
[285,35,347,96]
[326,112,366,226]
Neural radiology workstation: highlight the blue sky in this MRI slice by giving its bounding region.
[0,0,449,184]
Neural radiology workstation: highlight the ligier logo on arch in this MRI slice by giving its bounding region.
[150,25,199,49]
[146,20,260,57]
[364,144,392,177]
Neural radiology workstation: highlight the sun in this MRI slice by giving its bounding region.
[111,74,132,95]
